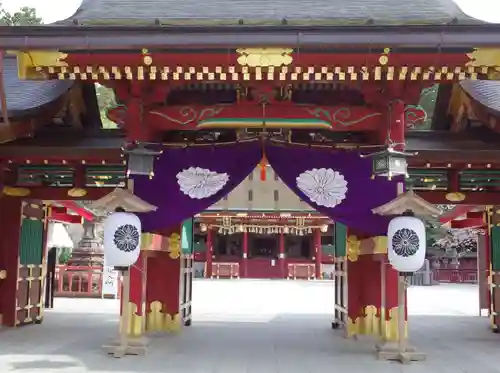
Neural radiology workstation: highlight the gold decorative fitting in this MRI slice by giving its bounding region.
[445,192,466,202]
[2,186,31,197]
[119,302,144,337]
[466,48,500,79]
[68,188,87,198]
[236,48,293,67]
[167,233,181,259]
[373,236,388,254]
[346,305,407,341]
[43,63,482,82]
[13,50,68,80]
[347,235,360,262]
[0,270,6,280]
[146,301,181,333]
[378,55,389,66]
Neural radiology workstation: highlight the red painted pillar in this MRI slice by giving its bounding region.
[278,232,285,278]
[205,229,213,278]
[145,226,182,333]
[123,83,154,144]
[0,198,22,327]
[346,257,363,337]
[389,99,406,151]
[123,251,147,337]
[381,260,401,341]
[314,228,322,279]
[241,231,248,278]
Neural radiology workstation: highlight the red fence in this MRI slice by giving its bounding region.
[287,263,315,280]
[210,262,240,279]
[433,268,478,284]
[54,265,121,298]
[53,265,479,299]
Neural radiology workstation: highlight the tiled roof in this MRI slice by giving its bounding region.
[0,56,73,118]
[460,80,500,115]
[56,0,481,26]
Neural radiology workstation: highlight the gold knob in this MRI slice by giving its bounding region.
[0,270,6,280]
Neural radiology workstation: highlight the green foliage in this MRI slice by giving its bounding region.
[422,204,479,260]
[0,3,42,25]
[95,84,119,129]
[58,248,72,264]
[423,215,448,247]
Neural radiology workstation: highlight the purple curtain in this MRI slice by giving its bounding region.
[265,143,399,235]
[133,142,261,232]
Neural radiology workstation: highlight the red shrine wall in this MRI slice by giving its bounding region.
[0,198,23,327]
[0,198,47,327]
[125,223,192,336]
[340,234,403,340]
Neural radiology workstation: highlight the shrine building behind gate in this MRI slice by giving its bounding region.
[4,0,500,341]
[194,166,334,280]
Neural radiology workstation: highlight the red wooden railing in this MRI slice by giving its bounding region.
[433,268,478,284]
[54,265,122,298]
[287,263,315,280]
[210,262,240,279]
[52,264,480,299]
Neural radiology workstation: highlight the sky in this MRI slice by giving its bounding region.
[1,0,500,24]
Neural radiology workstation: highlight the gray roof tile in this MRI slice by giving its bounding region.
[460,80,500,114]
[57,0,481,26]
[0,56,73,118]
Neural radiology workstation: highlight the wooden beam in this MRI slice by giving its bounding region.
[417,191,500,205]
[439,205,476,224]
[48,212,83,224]
[57,200,94,221]
[450,217,485,229]
[6,187,115,201]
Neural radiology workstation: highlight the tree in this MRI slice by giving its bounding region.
[0,3,42,25]
[424,204,454,248]
[433,228,481,259]
[0,2,117,130]
[424,215,448,247]
[424,204,481,261]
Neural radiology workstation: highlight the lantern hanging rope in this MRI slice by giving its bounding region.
[259,149,268,181]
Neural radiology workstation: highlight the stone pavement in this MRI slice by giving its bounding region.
[0,280,499,373]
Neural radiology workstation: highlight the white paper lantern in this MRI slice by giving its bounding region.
[103,212,142,268]
[387,215,426,273]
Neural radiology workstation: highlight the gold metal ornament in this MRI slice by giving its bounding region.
[237,48,293,67]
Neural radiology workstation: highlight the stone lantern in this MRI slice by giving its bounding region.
[67,217,104,268]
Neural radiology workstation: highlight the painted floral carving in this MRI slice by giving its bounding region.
[150,106,224,126]
[113,224,140,252]
[177,167,229,199]
[296,168,348,208]
[304,107,382,128]
[391,228,419,257]
[405,105,428,128]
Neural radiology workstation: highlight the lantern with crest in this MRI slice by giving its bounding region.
[103,209,142,269]
[387,210,426,274]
